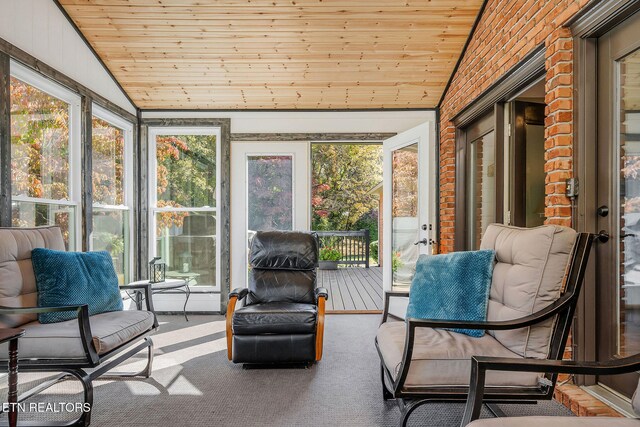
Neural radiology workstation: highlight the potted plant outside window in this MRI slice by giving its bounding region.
[319,247,341,270]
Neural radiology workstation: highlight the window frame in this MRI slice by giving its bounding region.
[90,103,134,283]
[148,126,222,292]
[9,60,82,250]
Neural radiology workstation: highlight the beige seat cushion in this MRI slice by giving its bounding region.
[480,224,576,358]
[0,310,155,360]
[467,416,639,427]
[377,321,540,388]
[0,227,65,328]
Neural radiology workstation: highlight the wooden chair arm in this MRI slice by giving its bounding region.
[226,295,239,361]
[315,294,327,361]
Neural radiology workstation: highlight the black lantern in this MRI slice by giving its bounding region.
[149,257,166,283]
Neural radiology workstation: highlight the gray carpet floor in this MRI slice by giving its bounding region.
[3,314,573,426]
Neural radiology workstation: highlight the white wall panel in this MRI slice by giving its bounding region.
[0,0,136,114]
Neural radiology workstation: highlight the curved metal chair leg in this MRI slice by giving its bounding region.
[399,399,429,427]
[141,337,155,378]
[100,337,155,378]
[64,369,93,427]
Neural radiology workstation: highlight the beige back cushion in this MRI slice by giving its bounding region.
[480,224,576,358]
[0,226,65,328]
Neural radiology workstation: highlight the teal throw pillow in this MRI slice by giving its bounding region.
[406,250,495,338]
[32,249,123,324]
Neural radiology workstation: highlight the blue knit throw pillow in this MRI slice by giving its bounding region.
[32,249,123,324]
[406,250,495,338]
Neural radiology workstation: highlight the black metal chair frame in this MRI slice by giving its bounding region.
[0,283,158,427]
[460,351,640,425]
[375,232,595,427]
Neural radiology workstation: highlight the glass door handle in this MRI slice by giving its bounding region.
[413,238,429,246]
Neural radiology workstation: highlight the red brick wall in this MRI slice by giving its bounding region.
[439,0,591,253]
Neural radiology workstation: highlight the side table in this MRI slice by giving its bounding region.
[0,328,25,427]
[125,279,190,321]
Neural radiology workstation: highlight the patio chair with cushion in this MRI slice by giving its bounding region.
[0,226,158,426]
[462,352,640,426]
[375,224,595,426]
[226,230,328,365]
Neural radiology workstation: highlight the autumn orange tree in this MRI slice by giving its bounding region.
[10,77,72,245]
[311,144,382,238]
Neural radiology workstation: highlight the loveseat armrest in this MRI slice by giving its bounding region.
[0,304,99,365]
[406,291,575,332]
[315,287,328,302]
[0,304,87,315]
[460,353,640,426]
[381,291,410,324]
[120,283,156,316]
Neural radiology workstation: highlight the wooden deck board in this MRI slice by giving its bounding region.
[318,266,382,312]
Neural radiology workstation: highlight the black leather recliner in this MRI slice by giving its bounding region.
[226,231,328,364]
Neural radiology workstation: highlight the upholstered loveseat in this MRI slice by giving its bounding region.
[0,226,157,426]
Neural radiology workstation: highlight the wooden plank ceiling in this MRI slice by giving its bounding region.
[59,0,484,110]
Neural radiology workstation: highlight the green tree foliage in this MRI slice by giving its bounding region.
[311,144,382,238]
[155,134,216,236]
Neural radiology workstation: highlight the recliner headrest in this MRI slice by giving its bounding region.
[249,231,318,270]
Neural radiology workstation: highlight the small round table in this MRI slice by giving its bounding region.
[126,279,190,321]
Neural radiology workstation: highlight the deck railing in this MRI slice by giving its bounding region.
[315,229,370,268]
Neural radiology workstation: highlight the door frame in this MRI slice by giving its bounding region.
[230,141,310,290]
[572,0,640,390]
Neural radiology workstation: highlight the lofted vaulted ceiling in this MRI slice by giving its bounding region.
[59,0,484,110]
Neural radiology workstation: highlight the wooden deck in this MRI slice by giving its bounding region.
[318,266,383,312]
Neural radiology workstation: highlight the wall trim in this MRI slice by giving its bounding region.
[0,51,10,227]
[80,97,92,251]
[231,132,395,142]
[142,108,437,113]
[569,0,640,37]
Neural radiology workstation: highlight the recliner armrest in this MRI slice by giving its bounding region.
[229,287,249,300]
[315,287,328,302]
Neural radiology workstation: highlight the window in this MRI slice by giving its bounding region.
[149,128,220,289]
[91,105,133,285]
[9,61,80,250]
